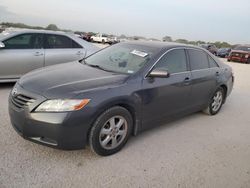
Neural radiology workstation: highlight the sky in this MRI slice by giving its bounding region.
[0,0,249,44]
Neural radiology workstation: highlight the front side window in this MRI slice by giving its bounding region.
[188,49,209,70]
[3,33,43,49]
[84,43,157,74]
[154,49,187,74]
[45,34,81,49]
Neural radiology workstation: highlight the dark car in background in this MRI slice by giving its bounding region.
[201,44,218,55]
[228,45,250,64]
[82,33,93,42]
[9,42,234,156]
[217,48,231,58]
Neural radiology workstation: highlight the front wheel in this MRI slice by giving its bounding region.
[247,58,250,64]
[203,87,225,115]
[89,106,133,156]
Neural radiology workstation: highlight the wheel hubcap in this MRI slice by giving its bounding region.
[99,116,128,150]
[211,91,223,112]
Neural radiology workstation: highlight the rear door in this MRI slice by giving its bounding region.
[0,33,44,79]
[187,49,218,108]
[44,34,85,67]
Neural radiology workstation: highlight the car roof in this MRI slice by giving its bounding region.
[3,29,67,35]
[0,29,76,41]
[122,41,203,51]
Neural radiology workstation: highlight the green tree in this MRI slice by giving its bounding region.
[175,39,189,44]
[46,24,59,31]
[162,36,172,42]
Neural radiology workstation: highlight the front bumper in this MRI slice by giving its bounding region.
[8,85,94,150]
[228,56,248,63]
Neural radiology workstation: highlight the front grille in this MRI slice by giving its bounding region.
[12,94,35,108]
[231,52,245,58]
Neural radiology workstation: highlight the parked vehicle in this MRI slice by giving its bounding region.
[82,33,93,42]
[227,45,250,64]
[0,30,99,82]
[217,48,231,58]
[91,33,111,44]
[108,36,120,45]
[9,42,234,156]
[201,44,218,55]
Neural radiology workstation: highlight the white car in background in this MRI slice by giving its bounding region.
[90,33,111,44]
[0,30,99,82]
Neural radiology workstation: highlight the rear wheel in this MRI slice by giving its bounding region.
[203,87,225,115]
[89,106,133,156]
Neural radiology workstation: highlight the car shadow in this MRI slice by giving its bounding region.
[0,83,15,89]
[127,112,200,145]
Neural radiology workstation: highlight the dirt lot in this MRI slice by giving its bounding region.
[1,59,250,188]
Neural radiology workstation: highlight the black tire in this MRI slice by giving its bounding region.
[203,87,225,115]
[247,58,250,64]
[102,39,105,44]
[89,106,133,156]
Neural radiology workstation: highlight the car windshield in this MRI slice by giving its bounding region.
[84,43,156,74]
[234,46,250,52]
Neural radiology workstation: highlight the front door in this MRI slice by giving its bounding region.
[0,33,44,79]
[141,49,192,130]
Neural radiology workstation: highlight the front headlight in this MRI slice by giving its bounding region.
[35,99,90,112]
[245,54,249,58]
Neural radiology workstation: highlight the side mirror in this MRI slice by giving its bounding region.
[0,42,5,49]
[148,69,170,78]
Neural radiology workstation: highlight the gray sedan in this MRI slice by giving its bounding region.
[0,30,99,82]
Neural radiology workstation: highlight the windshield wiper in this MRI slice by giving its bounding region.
[84,62,115,73]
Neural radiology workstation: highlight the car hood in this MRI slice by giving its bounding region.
[19,62,128,98]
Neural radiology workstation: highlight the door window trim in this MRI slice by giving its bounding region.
[145,47,221,78]
[44,34,83,49]
[144,47,189,78]
[3,33,44,50]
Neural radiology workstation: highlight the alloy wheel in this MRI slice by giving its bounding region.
[211,90,223,112]
[99,116,128,150]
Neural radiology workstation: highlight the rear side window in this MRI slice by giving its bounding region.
[188,49,209,70]
[208,55,218,68]
[72,40,82,48]
[154,49,187,74]
[3,33,43,49]
[44,34,82,49]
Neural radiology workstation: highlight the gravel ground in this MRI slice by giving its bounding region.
[1,59,250,188]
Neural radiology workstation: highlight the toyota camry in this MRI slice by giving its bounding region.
[9,41,234,156]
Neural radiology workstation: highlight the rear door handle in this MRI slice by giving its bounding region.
[183,77,191,85]
[76,51,83,55]
[34,52,43,56]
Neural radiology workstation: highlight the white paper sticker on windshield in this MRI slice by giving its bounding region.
[130,50,148,58]
[127,70,134,74]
